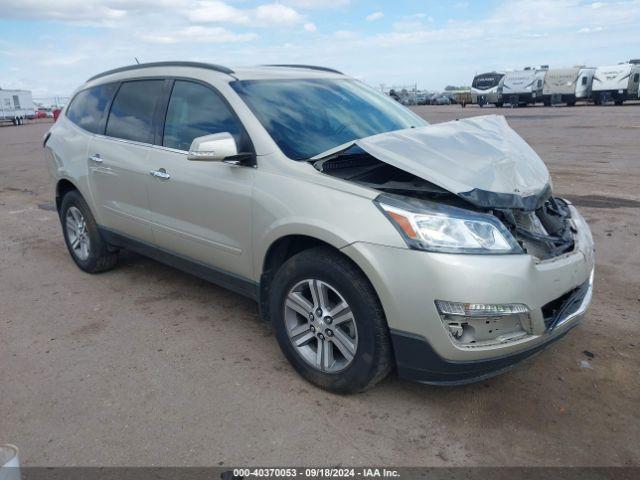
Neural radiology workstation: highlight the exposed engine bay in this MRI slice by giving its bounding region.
[314,144,575,260]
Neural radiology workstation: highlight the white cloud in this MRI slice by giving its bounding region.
[304,22,317,32]
[282,0,350,8]
[186,1,304,27]
[366,11,384,21]
[253,4,304,26]
[136,26,258,44]
[185,1,250,24]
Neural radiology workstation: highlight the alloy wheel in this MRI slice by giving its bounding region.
[284,279,358,373]
[65,206,91,261]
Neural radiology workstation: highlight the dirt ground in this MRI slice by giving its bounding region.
[1,105,638,467]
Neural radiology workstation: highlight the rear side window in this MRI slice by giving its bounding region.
[66,83,117,134]
[106,80,164,143]
[163,80,243,151]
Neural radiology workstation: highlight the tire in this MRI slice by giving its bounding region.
[269,247,393,394]
[615,99,624,105]
[60,190,118,273]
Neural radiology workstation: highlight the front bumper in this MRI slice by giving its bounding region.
[342,205,595,383]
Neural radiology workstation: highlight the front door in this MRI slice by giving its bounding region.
[146,80,256,279]
[87,79,165,243]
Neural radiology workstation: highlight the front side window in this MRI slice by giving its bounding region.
[232,79,426,160]
[12,95,20,109]
[106,80,164,143]
[582,76,588,85]
[163,81,243,151]
[66,83,117,134]
[634,73,640,82]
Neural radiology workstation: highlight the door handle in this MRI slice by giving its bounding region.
[150,168,171,180]
[88,154,103,163]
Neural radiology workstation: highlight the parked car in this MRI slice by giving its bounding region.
[45,62,594,393]
[432,95,451,105]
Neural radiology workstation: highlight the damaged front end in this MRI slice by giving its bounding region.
[313,115,576,260]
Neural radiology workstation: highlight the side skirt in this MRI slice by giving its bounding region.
[99,227,259,301]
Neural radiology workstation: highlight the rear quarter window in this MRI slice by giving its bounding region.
[66,83,117,134]
[105,80,164,144]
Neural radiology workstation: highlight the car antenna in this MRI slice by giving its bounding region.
[134,57,140,65]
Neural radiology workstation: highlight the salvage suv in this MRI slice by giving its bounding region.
[45,62,594,393]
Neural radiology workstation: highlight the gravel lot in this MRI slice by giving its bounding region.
[1,105,638,467]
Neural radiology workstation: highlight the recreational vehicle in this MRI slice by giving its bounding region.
[542,67,596,106]
[0,88,35,125]
[592,63,640,105]
[501,68,546,106]
[470,72,504,107]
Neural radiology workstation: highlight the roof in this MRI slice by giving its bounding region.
[86,62,345,84]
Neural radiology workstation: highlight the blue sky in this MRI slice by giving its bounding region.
[1,0,639,98]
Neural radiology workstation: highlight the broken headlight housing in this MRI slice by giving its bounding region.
[376,195,522,254]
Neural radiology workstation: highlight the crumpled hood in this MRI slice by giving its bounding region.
[347,115,550,209]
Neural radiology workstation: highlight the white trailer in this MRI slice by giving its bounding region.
[470,72,505,107]
[592,63,640,105]
[501,68,546,106]
[542,67,596,106]
[0,88,35,125]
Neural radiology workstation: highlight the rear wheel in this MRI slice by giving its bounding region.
[269,247,392,394]
[60,190,118,273]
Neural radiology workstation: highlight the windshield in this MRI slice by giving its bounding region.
[231,78,427,160]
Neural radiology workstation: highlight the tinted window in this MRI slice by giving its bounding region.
[163,81,243,151]
[634,73,639,82]
[106,80,164,143]
[582,76,588,85]
[232,79,426,160]
[66,84,117,134]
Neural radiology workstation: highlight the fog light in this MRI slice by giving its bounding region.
[435,300,532,347]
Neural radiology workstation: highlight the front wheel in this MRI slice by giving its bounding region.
[269,247,393,394]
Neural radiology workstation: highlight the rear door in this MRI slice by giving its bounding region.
[88,79,166,242]
[146,79,256,279]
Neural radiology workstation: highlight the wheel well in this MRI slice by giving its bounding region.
[55,179,78,212]
[259,235,342,322]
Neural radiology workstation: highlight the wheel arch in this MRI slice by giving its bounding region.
[258,234,384,326]
[55,178,80,212]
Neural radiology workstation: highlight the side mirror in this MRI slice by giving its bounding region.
[187,132,238,162]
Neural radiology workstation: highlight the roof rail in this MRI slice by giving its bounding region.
[87,61,234,82]
[264,64,343,74]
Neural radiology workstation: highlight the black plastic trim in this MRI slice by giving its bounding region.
[390,325,577,385]
[458,183,552,211]
[263,64,343,74]
[99,227,259,300]
[87,62,234,82]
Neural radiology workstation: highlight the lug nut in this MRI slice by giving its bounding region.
[324,316,333,325]
[318,333,325,341]
[325,329,333,337]
[308,312,314,321]
[310,325,316,332]
[315,308,322,317]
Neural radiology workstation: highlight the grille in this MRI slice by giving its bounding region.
[542,280,590,330]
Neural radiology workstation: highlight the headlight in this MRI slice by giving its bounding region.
[376,195,522,254]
